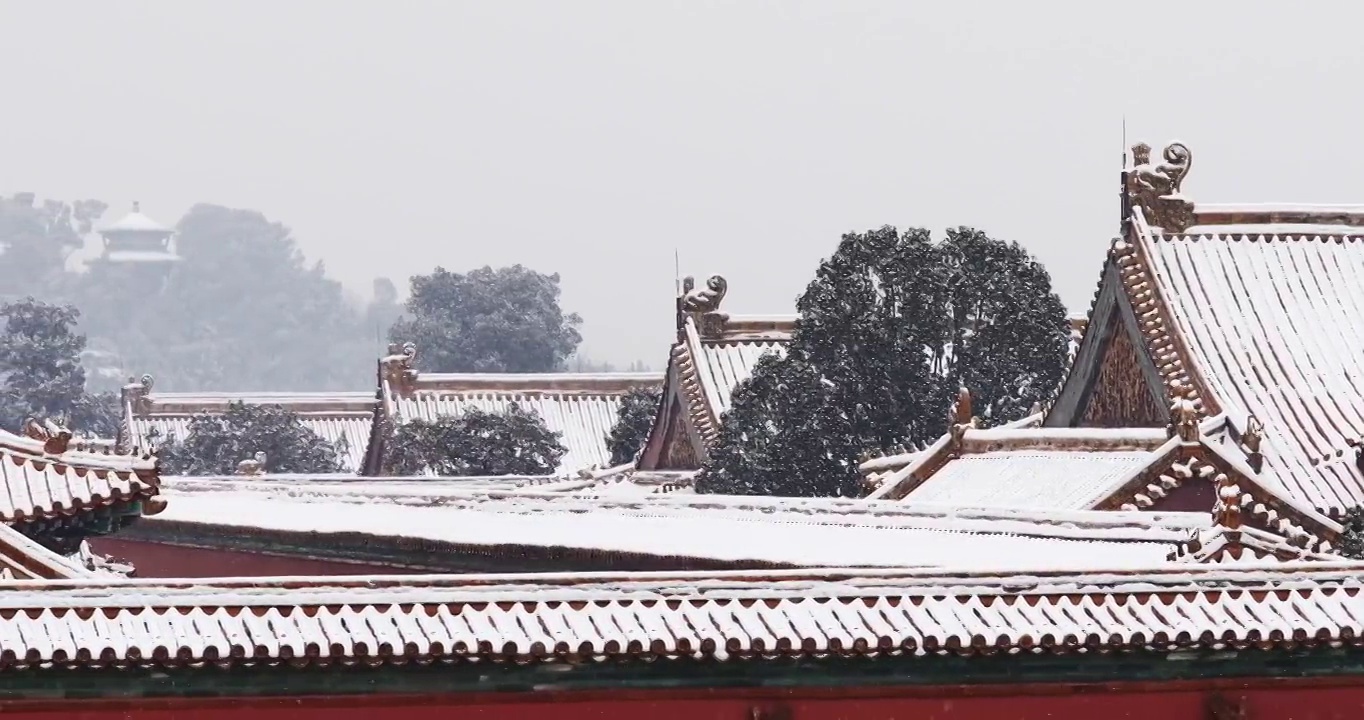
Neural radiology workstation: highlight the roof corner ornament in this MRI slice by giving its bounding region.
[121,374,154,415]
[1211,471,1243,531]
[23,417,72,455]
[1127,141,1195,232]
[1241,414,1264,473]
[1167,383,1200,442]
[381,342,418,395]
[947,386,979,454]
[680,275,729,337]
[236,451,267,476]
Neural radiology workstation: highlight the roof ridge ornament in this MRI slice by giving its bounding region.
[680,275,729,337]
[23,417,72,455]
[381,342,419,395]
[1242,414,1264,473]
[1167,382,1200,442]
[1127,141,1195,232]
[947,386,980,455]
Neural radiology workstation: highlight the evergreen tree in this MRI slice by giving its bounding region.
[385,405,566,476]
[605,386,663,465]
[0,298,117,436]
[1340,506,1364,559]
[697,226,1068,497]
[389,265,583,373]
[935,227,1070,423]
[153,402,346,475]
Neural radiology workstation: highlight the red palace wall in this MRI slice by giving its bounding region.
[88,539,419,578]
[2,681,1363,719]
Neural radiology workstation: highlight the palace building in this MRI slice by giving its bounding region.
[29,139,1364,717]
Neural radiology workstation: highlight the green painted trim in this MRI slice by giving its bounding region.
[4,648,1364,700]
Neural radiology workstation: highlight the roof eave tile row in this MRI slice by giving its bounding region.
[1,563,1364,668]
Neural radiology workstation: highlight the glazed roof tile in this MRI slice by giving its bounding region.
[1136,217,1364,514]
[0,562,1363,668]
[0,431,159,524]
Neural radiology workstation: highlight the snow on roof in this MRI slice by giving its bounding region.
[126,389,377,472]
[910,450,1161,509]
[146,478,1204,570]
[372,359,663,475]
[0,523,93,579]
[0,429,160,524]
[684,314,792,423]
[0,561,1363,667]
[868,426,1174,504]
[99,202,171,235]
[99,250,181,264]
[1135,217,1364,515]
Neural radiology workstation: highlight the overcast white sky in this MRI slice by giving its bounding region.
[2,1,1361,365]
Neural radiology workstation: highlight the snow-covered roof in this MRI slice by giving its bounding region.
[1046,143,1364,518]
[1137,218,1364,515]
[141,477,1208,571]
[124,387,377,472]
[637,303,795,470]
[100,249,181,264]
[1,561,1364,668]
[863,416,1342,561]
[868,426,1173,508]
[369,358,663,475]
[0,523,93,579]
[99,202,171,235]
[0,429,160,525]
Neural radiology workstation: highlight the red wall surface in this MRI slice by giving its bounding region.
[3,681,1364,719]
[89,539,418,578]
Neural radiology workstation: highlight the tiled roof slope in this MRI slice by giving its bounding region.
[120,379,377,472]
[1047,142,1364,517]
[146,477,1204,570]
[4,562,1364,668]
[867,406,1342,561]
[0,523,92,579]
[0,429,161,526]
[638,275,794,470]
[867,423,1198,510]
[369,352,663,474]
[1139,215,1364,515]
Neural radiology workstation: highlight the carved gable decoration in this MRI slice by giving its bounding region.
[1081,313,1165,428]
[660,402,701,470]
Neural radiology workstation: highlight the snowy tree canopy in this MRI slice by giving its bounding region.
[1340,507,1364,560]
[697,225,1069,498]
[605,386,662,466]
[388,265,583,373]
[153,402,347,475]
[384,404,567,476]
[0,298,118,437]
